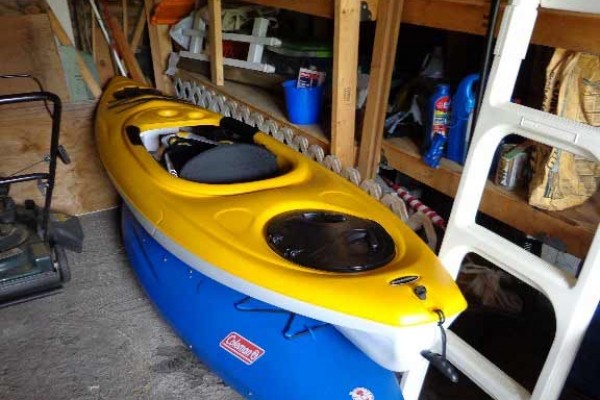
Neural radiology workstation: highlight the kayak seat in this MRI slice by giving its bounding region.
[180,143,280,184]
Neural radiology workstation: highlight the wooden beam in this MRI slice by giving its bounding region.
[207,0,224,86]
[401,0,600,54]
[331,0,360,166]
[45,3,102,97]
[106,13,146,83]
[143,0,173,93]
[93,20,116,88]
[130,6,146,52]
[358,0,404,179]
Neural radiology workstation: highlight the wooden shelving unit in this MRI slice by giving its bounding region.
[366,1,600,260]
[382,137,598,259]
[359,0,600,178]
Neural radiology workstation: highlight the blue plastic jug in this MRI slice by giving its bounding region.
[423,84,451,168]
[446,74,479,165]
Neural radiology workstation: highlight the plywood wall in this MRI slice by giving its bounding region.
[0,14,69,101]
[0,101,118,215]
[0,0,45,15]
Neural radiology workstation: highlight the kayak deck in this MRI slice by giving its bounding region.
[96,77,467,332]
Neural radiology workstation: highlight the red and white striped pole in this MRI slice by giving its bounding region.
[382,178,446,229]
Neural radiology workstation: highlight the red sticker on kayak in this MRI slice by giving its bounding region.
[220,332,265,365]
[350,387,375,400]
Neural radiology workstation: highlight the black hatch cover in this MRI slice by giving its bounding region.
[266,211,395,273]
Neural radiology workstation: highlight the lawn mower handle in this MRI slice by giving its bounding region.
[0,91,62,242]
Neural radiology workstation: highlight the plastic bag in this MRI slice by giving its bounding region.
[528,49,600,211]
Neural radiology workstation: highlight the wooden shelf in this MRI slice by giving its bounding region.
[401,0,600,54]
[238,0,379,20]
[238,0,600,53]
[382,137,598,259]
[177,70,330,150]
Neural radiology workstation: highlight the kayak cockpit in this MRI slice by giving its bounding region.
[131,122,284,184]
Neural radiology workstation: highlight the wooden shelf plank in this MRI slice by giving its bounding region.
[237,0,379,20]
[382,137,598,259]
[402,0,600,54]
[177,70,330,150]
[234,0,597,51]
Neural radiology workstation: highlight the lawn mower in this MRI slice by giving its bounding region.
[0,88,83,307]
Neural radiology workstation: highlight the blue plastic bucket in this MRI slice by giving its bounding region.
[282,80,324,125]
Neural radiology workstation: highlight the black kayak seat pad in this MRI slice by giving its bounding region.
[180,143,279,184]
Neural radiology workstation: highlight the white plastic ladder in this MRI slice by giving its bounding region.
[401,1,600,399]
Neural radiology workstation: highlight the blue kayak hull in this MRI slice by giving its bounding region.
[122,206,403,400]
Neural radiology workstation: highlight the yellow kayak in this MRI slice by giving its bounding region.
[96,77,466,371]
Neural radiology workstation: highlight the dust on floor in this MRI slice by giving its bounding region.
[0,209,241,400]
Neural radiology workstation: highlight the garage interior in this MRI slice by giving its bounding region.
[0,1,598,400]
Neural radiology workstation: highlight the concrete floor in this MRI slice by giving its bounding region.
[0,209,241,400]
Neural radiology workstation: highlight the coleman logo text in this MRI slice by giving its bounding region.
[220,332,265,365]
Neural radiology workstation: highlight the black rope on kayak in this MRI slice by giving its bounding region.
[420,308,459,383]
[234,296,287,313]
[282,314,328,340]
[434,309,448,359]
[234,298,328,340]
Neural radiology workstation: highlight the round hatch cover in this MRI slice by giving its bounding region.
[265,211,395,273]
